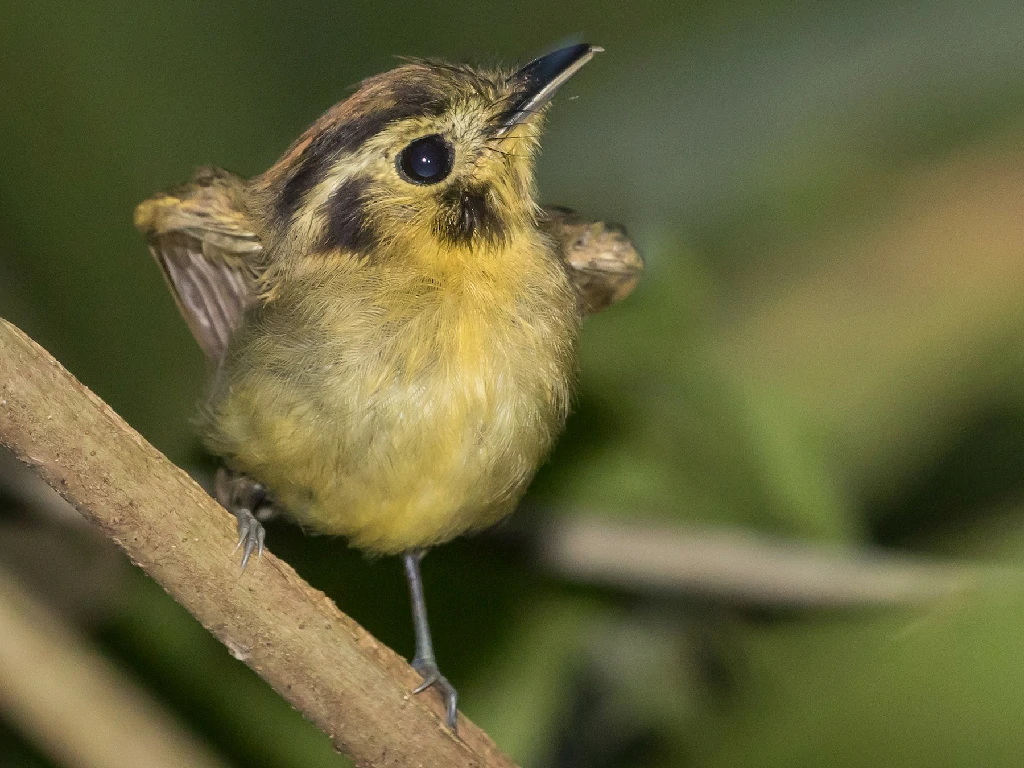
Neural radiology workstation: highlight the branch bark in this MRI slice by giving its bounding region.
[0,318,517,768]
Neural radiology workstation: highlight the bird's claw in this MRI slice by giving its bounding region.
[234,508,265,571]
[412,657,458,730]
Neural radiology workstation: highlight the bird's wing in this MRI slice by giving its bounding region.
[541,207,644,314]
[134,167,263,363]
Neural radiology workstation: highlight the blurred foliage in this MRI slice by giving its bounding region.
[4,0,1024,766]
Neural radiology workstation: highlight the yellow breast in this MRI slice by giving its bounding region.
[203,230,580,554]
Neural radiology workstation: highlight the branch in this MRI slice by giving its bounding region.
[0,318,517,768]
[0,564,229,768]
[537,518,993,607]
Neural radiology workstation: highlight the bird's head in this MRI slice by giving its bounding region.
[252,44,600,263]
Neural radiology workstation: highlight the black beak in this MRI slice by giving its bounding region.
[495,43,602,136]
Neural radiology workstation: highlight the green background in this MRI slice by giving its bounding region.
[4,1,1024,766]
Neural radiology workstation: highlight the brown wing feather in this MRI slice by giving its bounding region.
[135,167,262,363]
[146,231,251,361]
[541,206,644,314]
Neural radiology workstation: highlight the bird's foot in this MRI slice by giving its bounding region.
[412,656,458,730]
[217,468,268,571]
[233,508,265,571]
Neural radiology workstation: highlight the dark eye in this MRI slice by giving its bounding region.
[397,134,453,185]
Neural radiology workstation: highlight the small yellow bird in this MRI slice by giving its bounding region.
[135,43,641,728]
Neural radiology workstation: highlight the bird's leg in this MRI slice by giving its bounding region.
[215,466,267,571]
[402,549,458,730]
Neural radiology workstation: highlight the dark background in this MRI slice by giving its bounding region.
[4,1,1024,766]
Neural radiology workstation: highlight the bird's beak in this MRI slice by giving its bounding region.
[494,43,602,137]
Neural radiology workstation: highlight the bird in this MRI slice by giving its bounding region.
[134,43,642,730]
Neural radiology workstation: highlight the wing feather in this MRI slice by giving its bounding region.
[135,167,262,363]
[541,206,644,314]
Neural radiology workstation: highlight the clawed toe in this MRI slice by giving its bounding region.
[234,508,265,571]
[412,658,458,730]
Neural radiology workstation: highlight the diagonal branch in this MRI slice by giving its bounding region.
[0,318,517,768]
[0,563,229,768]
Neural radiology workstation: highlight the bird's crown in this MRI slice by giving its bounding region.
[251,44,600,260]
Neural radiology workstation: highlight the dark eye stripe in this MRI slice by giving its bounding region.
[275,87,451,223]
[320,176,379,255]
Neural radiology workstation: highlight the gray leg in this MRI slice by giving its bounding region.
[215,467,267,571]
[403,549,458,730]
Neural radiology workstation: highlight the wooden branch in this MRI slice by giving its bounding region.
[0,318,517,768]
[0,564,229,768]
[538,519,990,608]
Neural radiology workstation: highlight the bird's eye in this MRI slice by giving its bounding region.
[397,134,453,185]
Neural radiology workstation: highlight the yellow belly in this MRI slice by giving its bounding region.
[203,247,579,554]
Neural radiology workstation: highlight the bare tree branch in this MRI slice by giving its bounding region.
[0,318,517,768]
[0,564,229,768]
[539,518,1004,607]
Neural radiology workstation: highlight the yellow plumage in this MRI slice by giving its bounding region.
[135,44,640,728]
[205,223,579,553]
